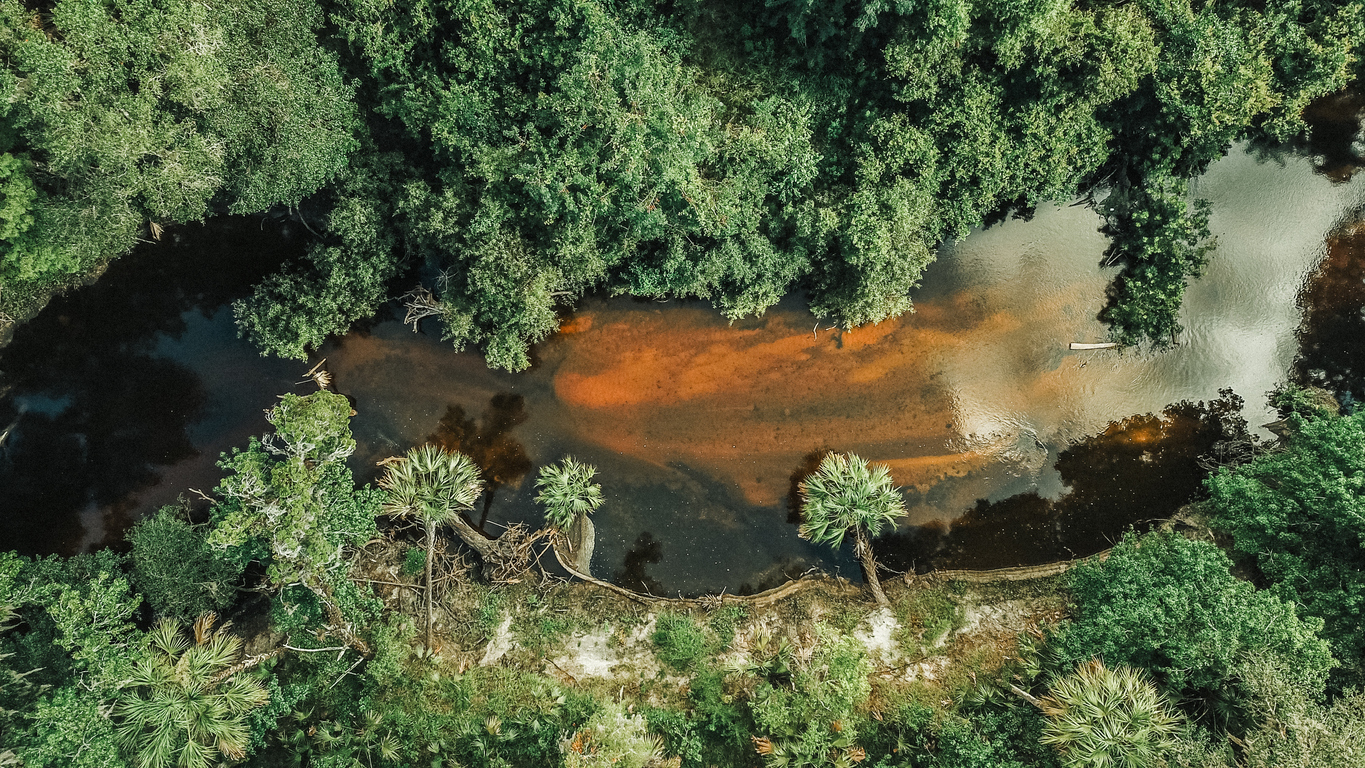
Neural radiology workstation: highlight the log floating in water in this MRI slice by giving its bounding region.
[1069,342,1118,350]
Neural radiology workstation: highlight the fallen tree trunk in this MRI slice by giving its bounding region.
[447,514,550,583]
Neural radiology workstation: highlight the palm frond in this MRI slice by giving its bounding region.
[797,453,906,547]
[535,457,605,530]
[379,444,483,525]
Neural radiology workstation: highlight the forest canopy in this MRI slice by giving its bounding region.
[0,0,1361,365]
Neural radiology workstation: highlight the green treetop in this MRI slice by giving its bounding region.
[536,458,605,533]
[798,452,906,608]
[379,444,483,649]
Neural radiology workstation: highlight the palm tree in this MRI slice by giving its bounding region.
[114,613,270,768]
[1039,659,1181,768]
[535,458,604,532]
[798,452,906,608]
[379,444,483,649]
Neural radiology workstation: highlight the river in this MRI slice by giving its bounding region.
[1,132,1361,595]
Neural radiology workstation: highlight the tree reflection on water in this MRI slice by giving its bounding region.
[878,392,1244,572]
[425,393,533,528]
[0,218,301,554]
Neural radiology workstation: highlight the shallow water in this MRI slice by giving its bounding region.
[1,142,1362,595]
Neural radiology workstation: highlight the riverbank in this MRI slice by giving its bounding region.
[236,531,1076,767]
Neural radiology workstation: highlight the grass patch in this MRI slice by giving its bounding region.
[652,612,708,672]
[706,603,749,652]
[893,585,961,656]
[399,546,425,577]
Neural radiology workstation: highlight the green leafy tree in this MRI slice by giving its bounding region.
[233,150,411,360]
[0,554,141,768]
[798,453,906,608]
[0,0,357,316]
[535,458,604,532]
[207,391,381,639]
[113,614,270,768]
[128,506,241,622]
[18,688,126,768]
[1234,651,1365,768]
[1207,408,1365,684]
[378,444,482,648]
[1054,532,1335,709]
[1039,659,1181,768]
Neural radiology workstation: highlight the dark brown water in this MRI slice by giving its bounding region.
[0,219,306,553]
[1293,221,1365,407]
[1,141,1362,594]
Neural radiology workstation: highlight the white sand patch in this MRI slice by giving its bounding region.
[548,617,662,681]
[902,655,951,682]
[854,607,900,665]
[955,600,1033,638]
[479,613,515,666]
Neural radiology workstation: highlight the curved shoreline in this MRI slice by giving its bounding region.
[551,538,1108,607]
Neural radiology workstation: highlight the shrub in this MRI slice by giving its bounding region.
[399,546,425,577]
[1207,408,1365,684]
[653,613,707,672]
[128,506,241,621]
[1053,532,1335,706]
[561,703,666,768]
[1039,660,1181,768]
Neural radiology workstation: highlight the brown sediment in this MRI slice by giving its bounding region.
[547,290,1017,507]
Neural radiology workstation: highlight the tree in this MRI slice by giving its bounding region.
[0,0,358,317]
[535,458,604,532]
[113,613,269,768]
[1233,651,1365,768]
[1053,532,1335,709]
[128,506,241,622]
[1038,659,1181,768]
[798,453,906,608]
[233,150,411,360]
[207,391,381,641]
[378,445,482,649]
[0,553,141,768]
[1207,408,1365,684]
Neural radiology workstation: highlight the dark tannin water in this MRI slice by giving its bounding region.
[1,140,1362,595]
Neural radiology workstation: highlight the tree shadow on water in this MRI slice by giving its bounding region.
[425,393,532,528]
[877,392,1245,573]
[785,447,834,525]
[613,531,664,596]
[0,217,299,555]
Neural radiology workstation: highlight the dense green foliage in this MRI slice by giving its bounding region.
[207,391,382,638]
[1207,407,1365,685]
[250,0,1355,366]
[0,0,358,318]
[1,0,1360,359]
[128,505,242,622]
[114,615,270,768]
[1053,532,1335,708]
[6,386,1365,767]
